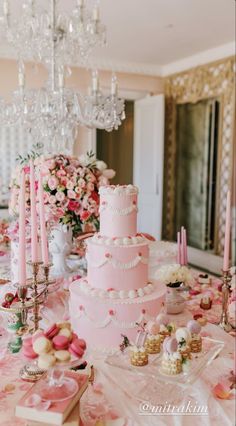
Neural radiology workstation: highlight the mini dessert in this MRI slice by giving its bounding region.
[187,320,202,353]
[22,321,86,370]
[54,350,71,363]
[198,274,211,285]
[53,335,69,350]
[200,297,212,310]
[38,353,56,370]
[145,321,161,354]
[156,314,175,343]
[58,327,73,341]
[161,337,182,375]
[69,339,84,358]
[130,331,148,366]
[33,336,52,354]
[44,323,60,339]
[175,327,192,359]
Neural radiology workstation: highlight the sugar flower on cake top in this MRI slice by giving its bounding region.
[99,185,139,195]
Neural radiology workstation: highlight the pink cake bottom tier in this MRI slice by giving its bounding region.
[69,279,166,351]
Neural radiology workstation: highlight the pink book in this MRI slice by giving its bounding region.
[15,372,88,425]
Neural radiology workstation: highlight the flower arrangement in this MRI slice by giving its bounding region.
[0,219,10,246]
[9,151,115,237]
[155,263,193,287]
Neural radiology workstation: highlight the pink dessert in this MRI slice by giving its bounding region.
[22,345,38,359]
[22,336,33,347]
[45,323,59,339]
[69,339,84,358]
[69,184,166,351]
[52,335,69,350]
[77,338,86,350]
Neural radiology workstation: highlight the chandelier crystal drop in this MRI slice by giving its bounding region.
[0,0,125,153]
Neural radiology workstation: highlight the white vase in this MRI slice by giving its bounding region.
[165,286,185,314]
[49,224,73,276]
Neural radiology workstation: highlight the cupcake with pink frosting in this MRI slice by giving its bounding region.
[156,314,176,343]
[161,337,182,375]
[144,321,161,354]
[187,320,202,353]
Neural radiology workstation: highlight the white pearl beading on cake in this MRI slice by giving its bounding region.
[99,184,138,195]
[74,309,146,329]
[99,203,138,216]
[91,234,145,246]
[80,279,154,299]
[86,252,149,269]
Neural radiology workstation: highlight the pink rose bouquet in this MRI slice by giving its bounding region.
[9,152,115,237]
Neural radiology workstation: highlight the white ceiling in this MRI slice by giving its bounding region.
[97,0,235,65]
[0,0,235,75]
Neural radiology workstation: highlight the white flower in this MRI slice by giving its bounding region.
[155,263,193,285]
[95,160,107,171]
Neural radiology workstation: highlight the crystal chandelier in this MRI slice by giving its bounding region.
[0,0,125,152]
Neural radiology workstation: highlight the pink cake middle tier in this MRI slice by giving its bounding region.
[86,238,149,291]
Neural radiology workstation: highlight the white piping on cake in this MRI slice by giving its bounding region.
[99,203,138,216]
[79,280,154,300]
[86,253,148,269]
[73,309,147,329]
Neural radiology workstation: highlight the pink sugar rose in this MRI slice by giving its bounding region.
[68,189,76,199]
[48,176,59,190]
[66,181,74,190]
[49,195,56,204]
[56,191,65,202]
[68,200,79,211]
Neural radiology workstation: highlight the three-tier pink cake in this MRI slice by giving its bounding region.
[69,185,166,351]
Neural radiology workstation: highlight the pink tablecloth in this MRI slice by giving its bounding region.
[0,273,235,425]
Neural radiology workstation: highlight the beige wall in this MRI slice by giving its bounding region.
[0,58,164,154]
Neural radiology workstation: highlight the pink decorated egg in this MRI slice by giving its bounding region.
[187,320,201,335]
[146,321,159,335]
[156,313,169,326]
[163,337,178,354]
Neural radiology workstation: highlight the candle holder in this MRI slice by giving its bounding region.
[43,262,53,297]
[218,269,232,332]
[27,261,44,333]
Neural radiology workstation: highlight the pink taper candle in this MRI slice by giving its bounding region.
[183,228,188,265]
[177,231,181,264]
[38,170,49,264]
[30,160,38,262]
[19,170,26,286]
[181,226,185,266]
[223,190,231,271]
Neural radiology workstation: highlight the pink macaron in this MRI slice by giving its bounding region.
[22,336,33,347]
[52,335,69,350]
[22,345,38,359]
[76,338,86,350]
[69,339,84,358]
[187,320,201,335]
[163,337,178,354]
[45,323,59,339]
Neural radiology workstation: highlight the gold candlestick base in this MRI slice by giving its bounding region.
[218,269,232,332]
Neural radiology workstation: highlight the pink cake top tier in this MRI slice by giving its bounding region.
[99,185,138,238]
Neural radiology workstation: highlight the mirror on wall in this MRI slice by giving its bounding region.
[174,98,220,254]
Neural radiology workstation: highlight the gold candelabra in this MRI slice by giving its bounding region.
[218,269,232,332]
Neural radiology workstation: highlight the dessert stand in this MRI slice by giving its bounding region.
[105,337,224,404]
